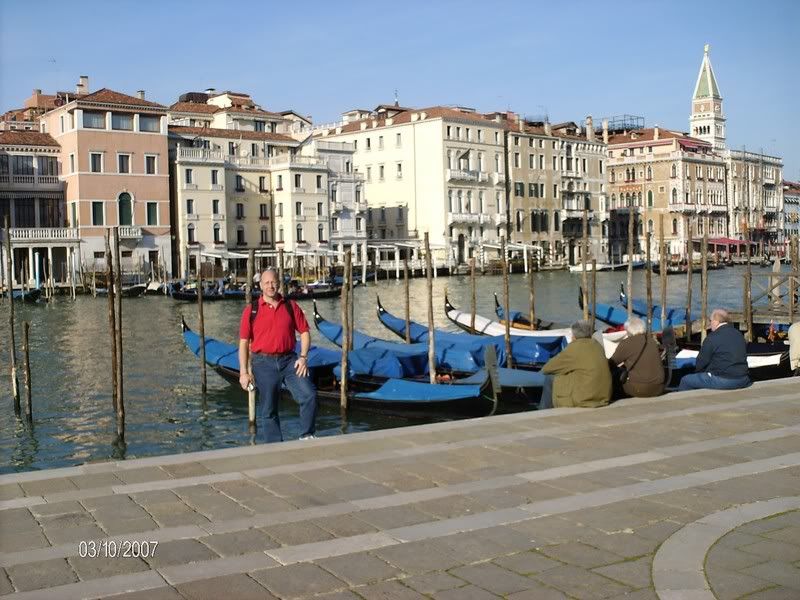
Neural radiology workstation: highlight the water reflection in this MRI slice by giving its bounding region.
[0,266,765,472]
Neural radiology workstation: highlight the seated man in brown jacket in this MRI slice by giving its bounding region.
[539,320,612,409]
[610,316,664,398]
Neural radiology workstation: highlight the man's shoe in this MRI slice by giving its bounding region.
[299,434,316,440]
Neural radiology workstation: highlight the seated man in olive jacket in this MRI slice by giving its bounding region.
[539,320,612,409]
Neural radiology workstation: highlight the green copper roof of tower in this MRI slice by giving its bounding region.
[693,45,721,100]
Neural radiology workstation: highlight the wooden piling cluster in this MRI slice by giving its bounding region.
[403,257,411,343]
[340,249,352,409]
[501,237,512,368]
[22,321,32,423]
[105,229,125,441]
[4,215,20,413]
[425,233,437,384]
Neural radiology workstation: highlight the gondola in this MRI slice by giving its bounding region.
[95,284,147,298]
[5,288,42,303]
[618,284,687,326]
[171,288,225,301]
[578,287,690,334]
[313,301,547,402]
[446,294,572,338]
[491,293,567,332]
[180,318,500,417]
[376,296,566,369]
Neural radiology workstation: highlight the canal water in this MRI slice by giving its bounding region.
[0,266,773,473]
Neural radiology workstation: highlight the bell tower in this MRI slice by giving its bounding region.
[690,44,726,150]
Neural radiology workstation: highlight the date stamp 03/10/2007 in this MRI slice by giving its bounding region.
[78,540,159,559]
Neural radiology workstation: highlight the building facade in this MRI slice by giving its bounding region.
[38,80,172,274]
[318,104,508,263]
[783,181,800,242]
[0,130,80,287]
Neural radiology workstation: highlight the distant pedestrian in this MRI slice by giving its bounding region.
[677,308,750,391]
[238,267,316,442]
[539,320,612,409]
[611,316,664,398]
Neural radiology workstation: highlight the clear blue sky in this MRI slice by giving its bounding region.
[2,0,798,178]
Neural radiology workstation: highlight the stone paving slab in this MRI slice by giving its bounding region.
[0,378,799,598]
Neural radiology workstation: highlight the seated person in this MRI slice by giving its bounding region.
[539,320,612,409]
[611,316,664,398]
[677,308,751,391]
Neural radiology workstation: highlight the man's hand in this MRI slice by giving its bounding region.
[295,356,309,378]
[239,372,252,391]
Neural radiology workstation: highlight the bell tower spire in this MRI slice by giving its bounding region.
[690,44,726,150]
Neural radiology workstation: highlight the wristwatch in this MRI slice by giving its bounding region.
[299,354,308,359]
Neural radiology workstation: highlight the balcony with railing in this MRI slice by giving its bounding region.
[448,212,481,225]
[315,140,355,153]
[176,147,226,164]
[331,172,365,183]
[0,174,63,188]
[494,213,508,226]
[491,172,505,186]
[119,226,142,239]
[447,169,482,182]
[5,228,79,243]
[267,155,327,170]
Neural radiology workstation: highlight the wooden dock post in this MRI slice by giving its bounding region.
[374,249,379,284]
[105,233,118,414]
[581,209,589,321]
[685,219,693,342]
[4,215,20,413]
[701,218,709,342]
[340,250,351,410]
[659,214,667,326]
[246,249,256,431]
[112,228,125,441]
[501,237,512,368]
[627,205,634,319]
[744,223,753,342]
[197,247,207,394]
[403,256,411,343]
[790,235,798,323]
[591,259,597,332]
[528,249,536,330]
[22,321,32,424]
[425,233,437,383]
[278,248,285,297]
[470,257,476,332]
[645,232,653,334]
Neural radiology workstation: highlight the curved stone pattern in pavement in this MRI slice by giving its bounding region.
[652,498,800,600]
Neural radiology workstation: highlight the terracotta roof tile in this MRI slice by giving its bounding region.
[0,130,60,147]
[169,101,220,114]
[78,88,165,109]
[607,128,687,145]
[221,106,282,118]
[169,125,296,144]
[328,106,500,135]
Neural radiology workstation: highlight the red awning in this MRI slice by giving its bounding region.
[705,237,756,246]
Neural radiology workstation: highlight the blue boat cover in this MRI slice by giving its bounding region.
[456,368,546,388]
[495,305,524,323]
[316,317,480,373]
[354,379,483,403]
[377,306,566,366]
[620,295,686,325]
[182,327,340,372]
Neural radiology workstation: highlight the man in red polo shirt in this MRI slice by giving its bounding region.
[238,267,316,442]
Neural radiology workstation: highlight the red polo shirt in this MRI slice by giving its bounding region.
[239,295,310,354]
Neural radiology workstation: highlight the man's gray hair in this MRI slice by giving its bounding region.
[710,308,729,323]
[624,316,647,336]
[570,320,594,339]
[261,266,279,279]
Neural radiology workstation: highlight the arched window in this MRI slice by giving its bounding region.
[672,219,678,235]
[457,190,463,213]
[638,192,642,207]
[448,190,453,213]
[530,210,536,233]
[466,191,472,213]
[118,192,132,226]
[278,227,284,242]
[625,193,631,207]
[648,219,653,232]
[296,224,303,242]
[187,223,195,243]
[515,210,522,233]
[647,190,653,207]
[671,164,677,178]
[213,223,220,243]
[671,188,677,204]
[611,193,616,209]
[646,166,652,180]
[553,211,560,232]
[637,221,643,236]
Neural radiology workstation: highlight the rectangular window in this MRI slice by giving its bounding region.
[378,136,384,150]
[514,182,524,197]
[236,203,244,218]
[146,202,158,225]
[212,199,219,214]
[111,113,133,130]
[211,169,218,185]
[117,154,130,174]
[186,198,194,214]
[138,115,160,132]
[379,165,384,180]
[477,129,483,142]
[92,201,104,225]
[90,153,102,173]
[553,184,558,198]
[295,201,302,216]
[316,174,322,189]
[259,176,267,192]
[145,155,156,174]
[396,132,402,147]
[229,142,236,155]
[529,183,537,197]
[514,153,520,168]
[276,174,283,190]
[254,120,266,132]
[332,217,339,231]
[529,154,534,169]
[317,202,323,216]
[260,203,268,219]
[366,137,371,150]
[396,163,402,179]
[366,166,372,182]
[552,156,557,170]
[294,174,302,189]
[185,168,193,184]
[251,143,258,157]
[69,154,75,173]
[236,175,244,191]
[37,156,57,176]
[83,111,106,129]
[355,217,362,231]
[262,228,270,244]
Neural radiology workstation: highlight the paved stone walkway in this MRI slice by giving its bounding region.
[0,379,799,599]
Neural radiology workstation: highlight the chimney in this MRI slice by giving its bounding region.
[33,89,42,95]
[586,116,595,141]
[137,90,145,100]
[76,75,89,95]
[602,118,609,144]
[544,120,551,136]
[204,88,216,96]
[653,125,660,141]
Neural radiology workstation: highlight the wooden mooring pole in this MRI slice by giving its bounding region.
[278,248,285,297]
[112,228,125,440]
[197,247,207,394]
[744,223,753,342]
[659,214,667,326]
[403,256,411,343]
[528,249,536,330]
[246,249,256,432]
[105,233,118,414]
[425,233,437,383]
[501,237,512,368]
[340,250,351,410]
[470,257,476,332]
[701,218,709,342]
[645,232,653,335]
[581,209,589,321]
[23,321,32,424]
[4,215,20,414]
[685,219,693,342]
[591,259,597,332]
[791,235,798,323]
[627,206,634,319]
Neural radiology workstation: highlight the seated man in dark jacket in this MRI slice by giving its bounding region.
[677,308,751,391]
